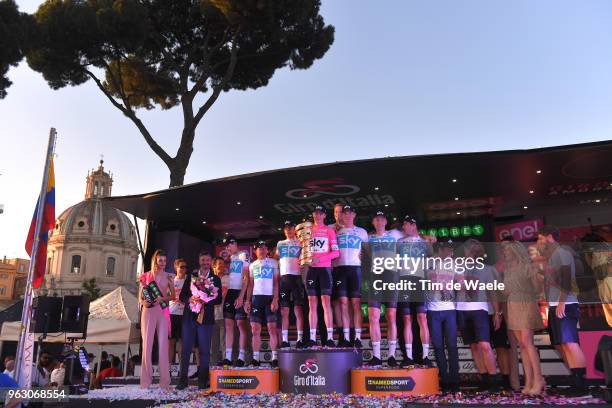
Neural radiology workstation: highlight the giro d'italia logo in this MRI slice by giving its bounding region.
[285,178,360,200]
[299,358,319,374]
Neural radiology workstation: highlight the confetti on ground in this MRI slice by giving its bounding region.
[155,390,606,407]
[76,385,608,407]
[77,385,198,403]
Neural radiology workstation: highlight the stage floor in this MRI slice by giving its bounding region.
[48,384,608,407]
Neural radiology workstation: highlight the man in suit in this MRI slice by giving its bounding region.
[176,251,222,390]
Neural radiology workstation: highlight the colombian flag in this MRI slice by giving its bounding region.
[25,159,55,289]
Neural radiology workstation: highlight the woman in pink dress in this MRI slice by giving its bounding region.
[139,249,175,390]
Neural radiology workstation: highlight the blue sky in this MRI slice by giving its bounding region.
[1,0,612,257]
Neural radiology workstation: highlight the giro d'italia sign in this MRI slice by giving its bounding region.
[279,349,362,394]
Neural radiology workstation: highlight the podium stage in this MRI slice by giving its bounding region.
[209,349,441,397]
[279,348,362,394]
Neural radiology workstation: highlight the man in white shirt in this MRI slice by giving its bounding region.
[31,351,52,387]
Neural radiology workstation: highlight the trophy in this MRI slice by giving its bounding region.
[142,281,168,309]
[295,221,314,266]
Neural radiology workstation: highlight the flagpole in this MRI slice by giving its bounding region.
[14,128,57,388]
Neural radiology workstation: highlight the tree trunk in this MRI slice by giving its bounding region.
[168,125,196,187]
[169,161,188,187]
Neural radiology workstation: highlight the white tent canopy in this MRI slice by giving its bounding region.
[0,286,140,344]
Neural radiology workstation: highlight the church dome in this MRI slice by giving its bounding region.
[49,160,137,248]
[44,160,139,297]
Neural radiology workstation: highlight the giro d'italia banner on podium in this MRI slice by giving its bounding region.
[279,349,362,394]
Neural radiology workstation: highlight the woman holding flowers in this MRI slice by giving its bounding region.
[176,251,221,390]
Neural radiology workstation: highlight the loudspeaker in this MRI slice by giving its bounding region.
[61,295,90,337]
[31,296,62,333]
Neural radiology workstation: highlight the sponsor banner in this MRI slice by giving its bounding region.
[547,181,611,196]
[351,368,439,396]
[274,178,396,216]
[210,369,279,394]
[366,376,415,392]
[279,350,361,394]
[216,375,260,390]
[494,219,544,242]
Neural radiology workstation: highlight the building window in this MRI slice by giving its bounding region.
[106,257,116,276]
[0,273,7,279]
[71,255,81,274]
[94,181,99,196]
[0,287,6,295]
[18,264,24,273]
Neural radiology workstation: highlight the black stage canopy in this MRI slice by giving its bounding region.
[106,141,612,242]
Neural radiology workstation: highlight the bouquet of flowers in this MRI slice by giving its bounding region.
[189,276,218,324]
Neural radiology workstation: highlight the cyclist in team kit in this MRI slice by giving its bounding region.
[397,215,433,367]
[304,205,340,348]
[276,220,306,349]
[222,237,250,367]
[335,205,369,348]
[365,210,403,366]
[245,241,280,367]
[330,203,349,344]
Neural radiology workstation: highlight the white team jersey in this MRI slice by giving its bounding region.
[169,275,186,315]
[397,235,430,277]
[368,229,402,272]
[249,258,279,296]
[336,226,369,266]
[229,251,250,290]
[276,239,301,276]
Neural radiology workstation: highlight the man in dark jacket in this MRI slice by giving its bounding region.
[176,251,222,389]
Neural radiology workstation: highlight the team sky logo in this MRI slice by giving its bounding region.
[369,236,396,252]
[398,242,427,257]
[278,245,301,258]
[310,237,329,252]
[338,234,363,249]
[229,260,243,274]
[253,265,274,279]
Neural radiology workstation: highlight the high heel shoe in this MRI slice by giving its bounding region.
[528,379,546,396]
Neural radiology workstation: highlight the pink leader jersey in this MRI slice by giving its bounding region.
[309,224,340,267]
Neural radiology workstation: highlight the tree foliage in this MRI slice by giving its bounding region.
[82,277,101,300]
[24,0,334,186]
[0,0,32,98]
